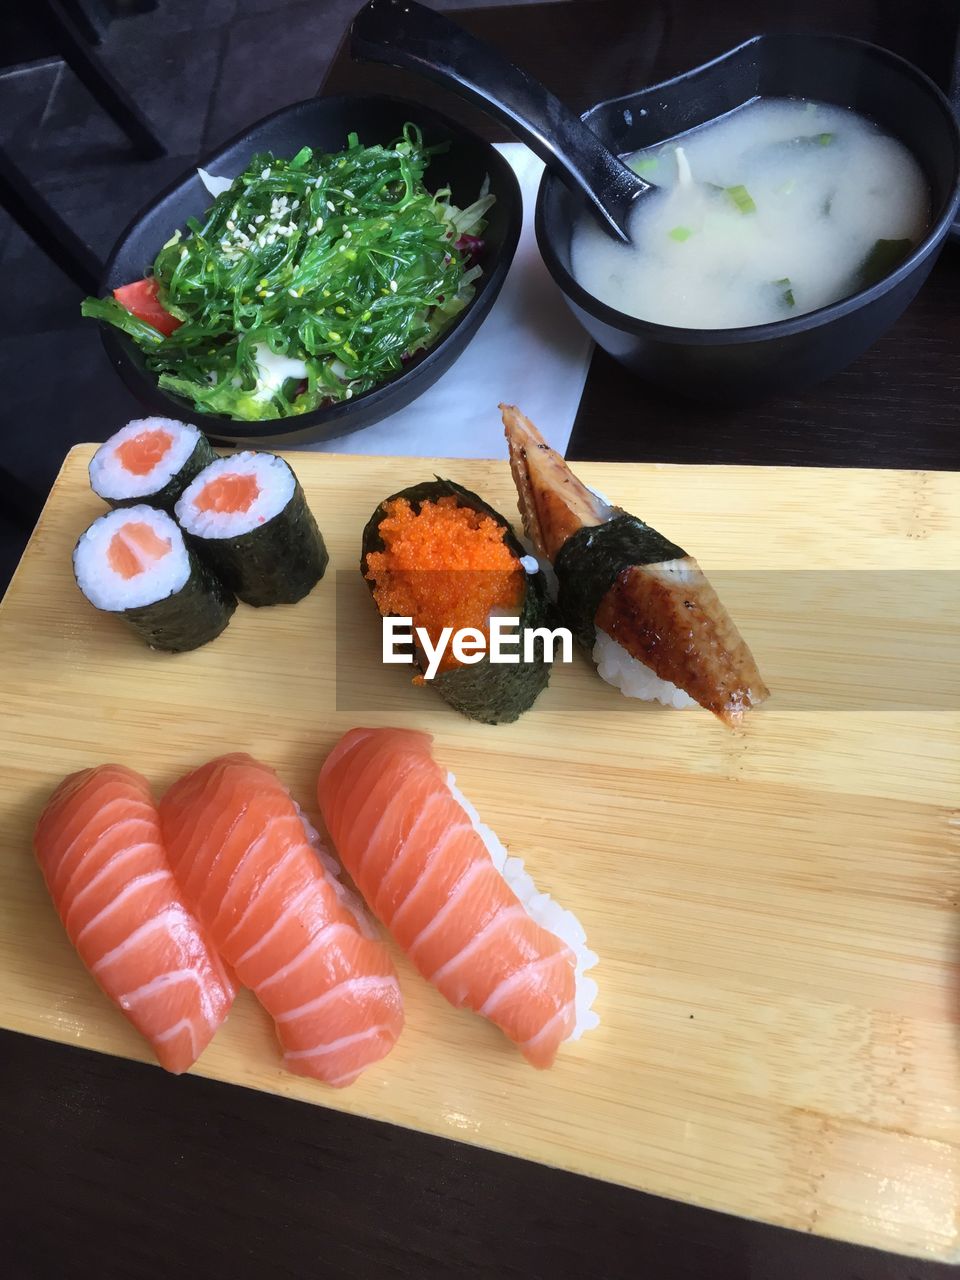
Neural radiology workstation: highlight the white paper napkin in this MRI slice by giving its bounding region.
[307,143,594,460]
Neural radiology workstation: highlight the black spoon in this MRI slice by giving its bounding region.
[350,0,650,242]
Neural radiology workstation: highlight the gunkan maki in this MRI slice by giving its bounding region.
[361,479,554,724]
[176,452,328,607]
[73,504,236,652]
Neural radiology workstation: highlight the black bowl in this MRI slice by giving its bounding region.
[99,94,522,446]
[536,34,960,404]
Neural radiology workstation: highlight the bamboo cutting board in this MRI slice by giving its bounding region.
[1,447,958,1261]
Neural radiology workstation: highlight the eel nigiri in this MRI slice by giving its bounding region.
[34,764,236,1073]
[318,728,598,1068]
[160,754,403,1087]
[501,404,769,725]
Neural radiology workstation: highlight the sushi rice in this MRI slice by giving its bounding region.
[593,629,697,709]
[445,773,600,1042]
[294,802,380,942]
[89,417,216,510]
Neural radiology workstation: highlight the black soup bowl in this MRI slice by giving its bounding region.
[536,35,960,403]
[99,94,522,446]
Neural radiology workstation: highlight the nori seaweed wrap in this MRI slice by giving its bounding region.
[73,504,236,652]
[88,418,218,513]
[555,515,686,650]
[175,451,328,607]
[361,479,554,724]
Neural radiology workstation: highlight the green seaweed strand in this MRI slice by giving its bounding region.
[82,126,493,421]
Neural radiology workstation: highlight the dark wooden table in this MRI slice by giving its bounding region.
[4,3,959,1277]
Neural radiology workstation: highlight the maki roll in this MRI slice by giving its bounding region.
[176,452,328,607]
[361,479,554,724]
[88,418,217,512]
[502,405,769,725]
[73,504,236,651]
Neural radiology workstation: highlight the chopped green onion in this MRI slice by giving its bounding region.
[629,155,659,177]
[818,132,834,146]
[774,277,796,308]
[725,184,756,214]
[668,225,693,242]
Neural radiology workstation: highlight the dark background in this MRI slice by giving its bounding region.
[1,1,958,1277]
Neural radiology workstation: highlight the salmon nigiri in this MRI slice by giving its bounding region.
[318,728,598,1068]
[34,764,235,1073]
[160,754,403,1087]
[502,403,768,725]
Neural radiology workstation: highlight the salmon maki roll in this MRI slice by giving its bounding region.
[88,418,216,513]
[160,754,403,1087]
[318,728,598,1068]
[34,764,236,1074]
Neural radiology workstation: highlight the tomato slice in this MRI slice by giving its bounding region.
[113,278,182,337]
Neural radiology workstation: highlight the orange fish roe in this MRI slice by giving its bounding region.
[115,428,173,476]
[195,472,260,514]
[366,496,523,673]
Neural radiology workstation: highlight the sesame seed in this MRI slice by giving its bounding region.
[267,233,276,244]
[316,217,324,230]
[264,290,274,297]
[345,388,353,399]
[343,188,355,198]
[292,200,300,210]
[255,214,265,224]
[338,243,346,252]
[343,229,352,239]
[289,288,299,298]
[389,279,398,292]
[349,206,359,215]
[261,167,271,179]
[226,220,236,230]
[326,200,335,211]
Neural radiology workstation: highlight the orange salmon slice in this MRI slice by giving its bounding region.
[33,764,236,1074]
[107,521,173,579]
[318,728,579,1069]
[195,473,260,514]
[115,428,174,476]
[160,753,404,1087]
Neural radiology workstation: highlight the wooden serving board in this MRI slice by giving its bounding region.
[1,447,958,1261]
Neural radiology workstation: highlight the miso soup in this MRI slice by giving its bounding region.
[570,99,930,329]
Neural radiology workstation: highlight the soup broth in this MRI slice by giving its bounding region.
[570,98,930,329]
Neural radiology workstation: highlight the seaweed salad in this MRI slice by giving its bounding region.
[82,127,494,421]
